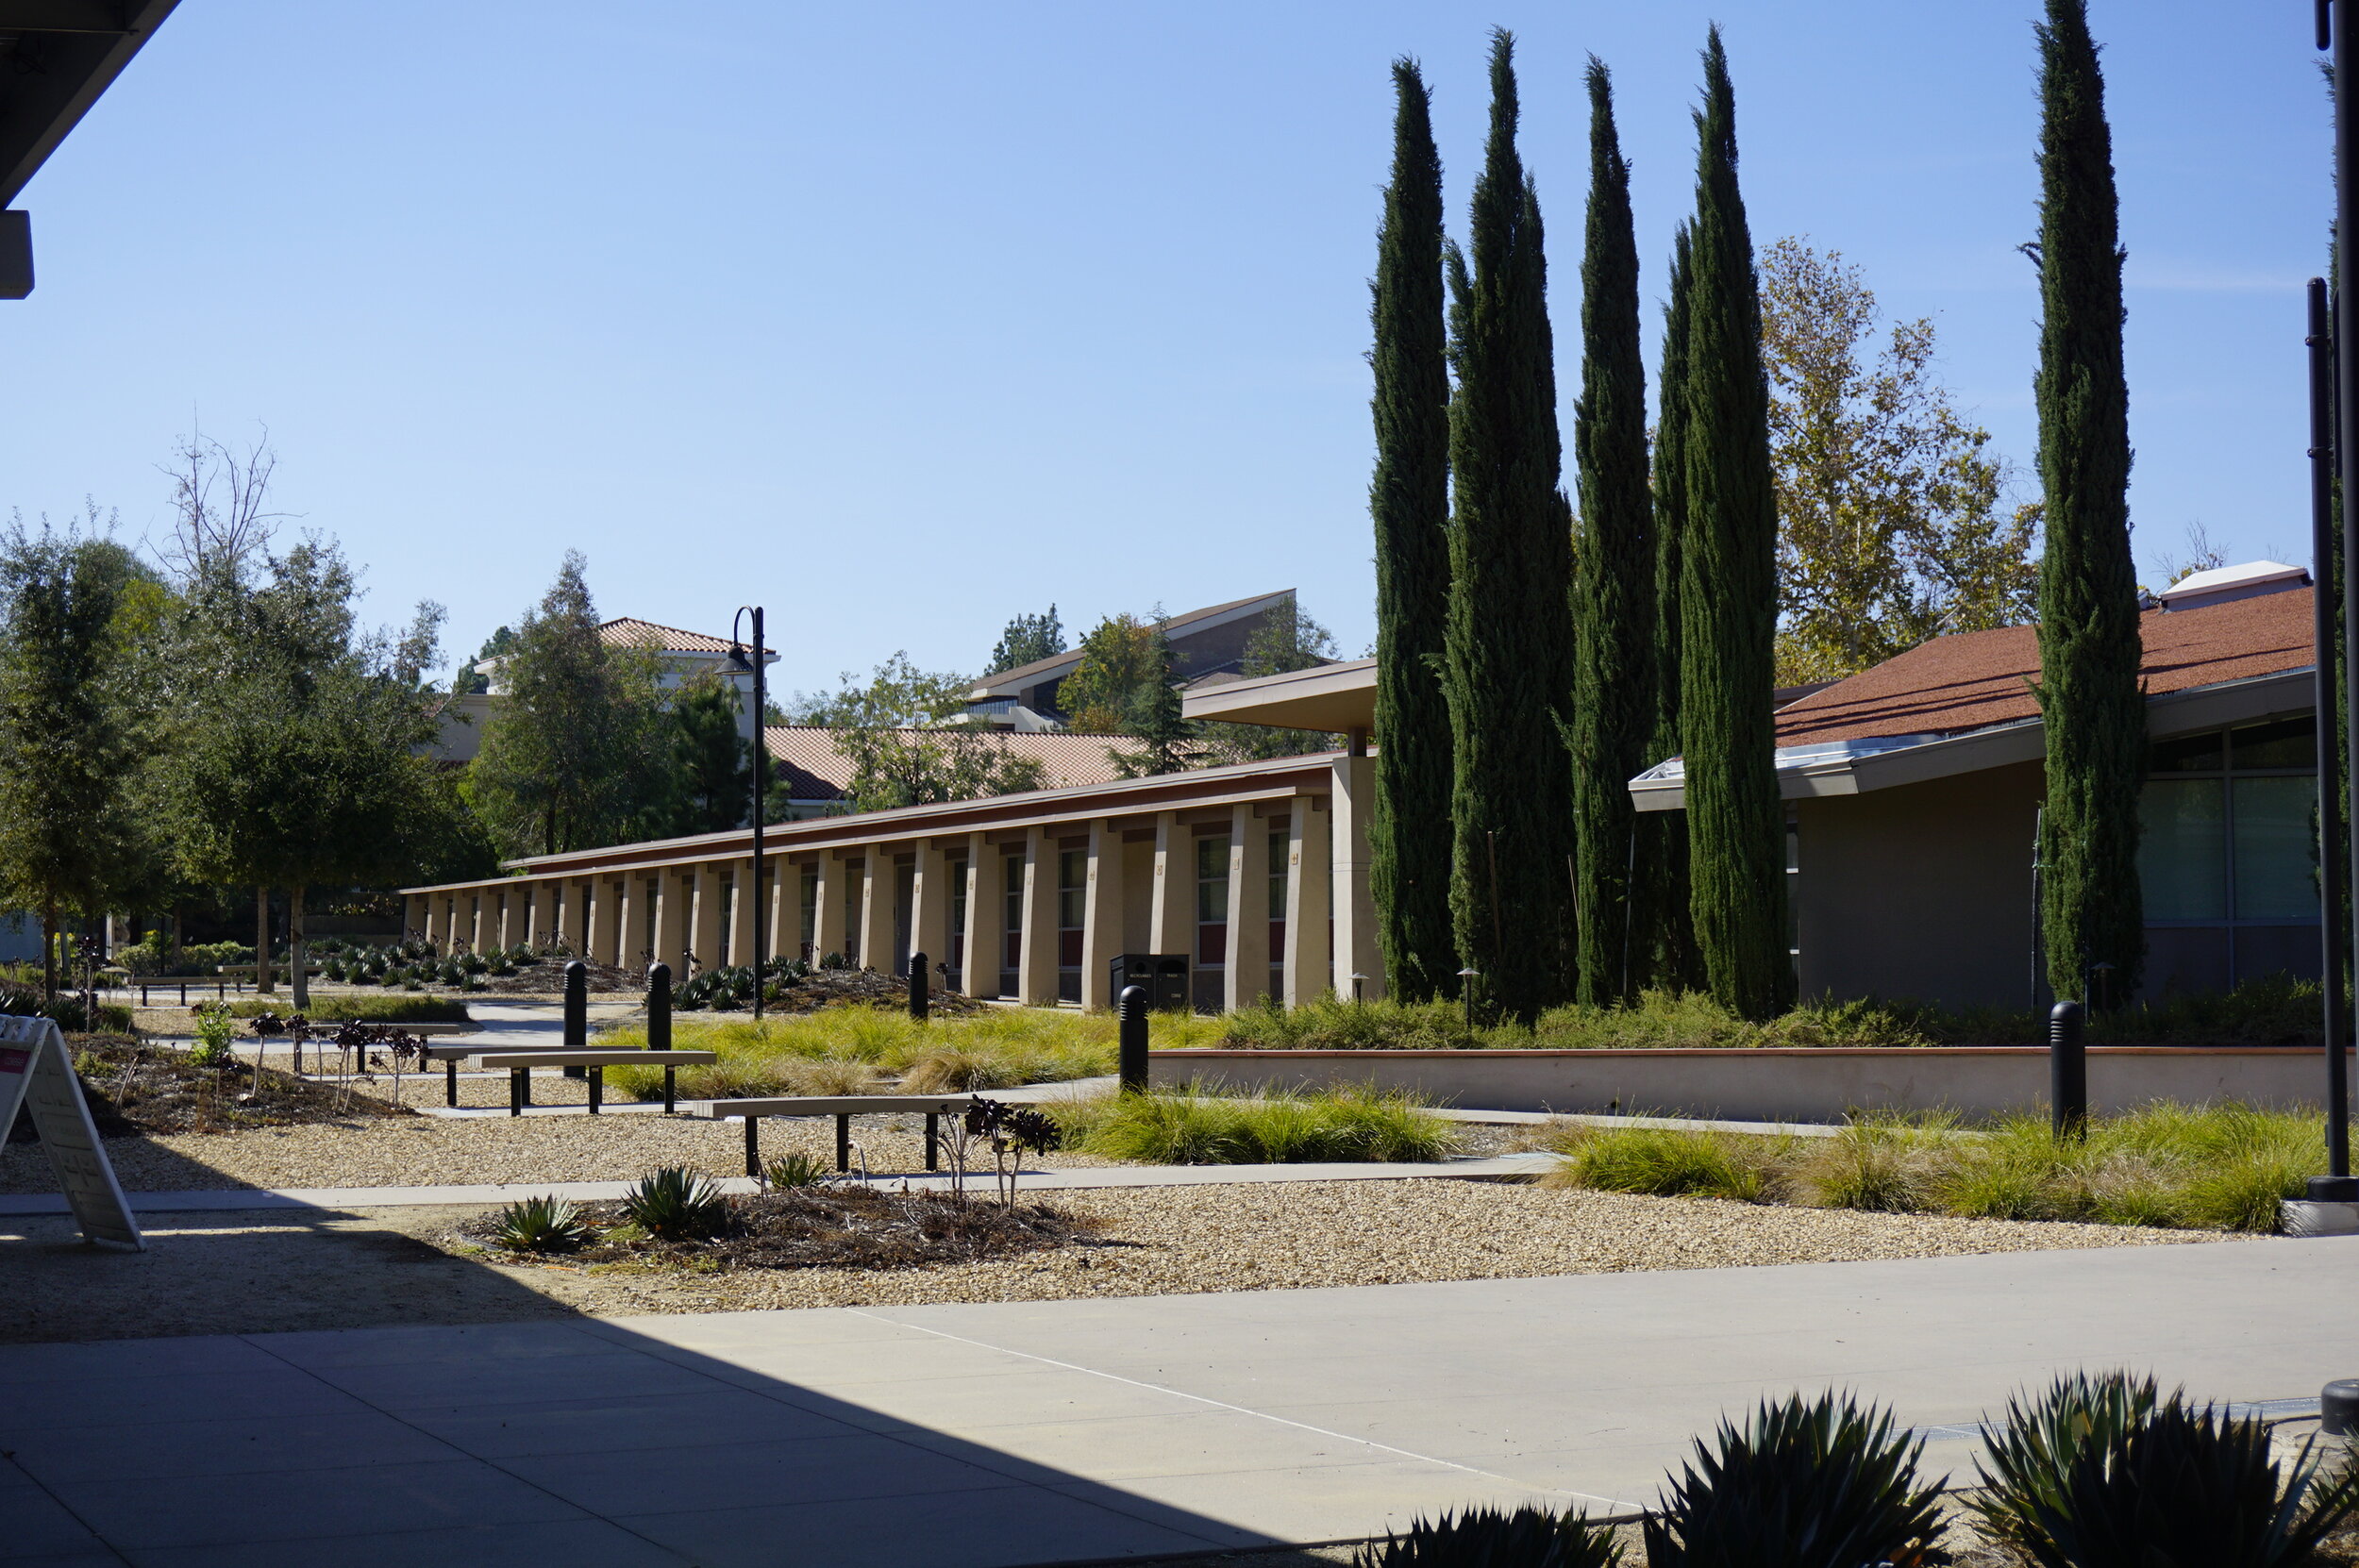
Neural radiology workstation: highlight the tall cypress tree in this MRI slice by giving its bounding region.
[1638,225,1704,993]
[1568,57,1652,1008]
[1443,28,1577,1022]
[1678,26,1791,1020]
[2032,0,2144,1005]
[1368,58,1457,1003]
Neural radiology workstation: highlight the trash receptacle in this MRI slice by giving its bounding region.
[1110,953,1191,1011]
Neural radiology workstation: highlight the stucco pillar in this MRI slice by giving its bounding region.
[492,891,512,953]
[690,862,723,974]
[1079,818,1126,1011]
[857,847,895,973]
[526,880,553,949]
[1148,811,1192,959]
[654,869,689,976]
[911,841,952,979]
[618,875,651,973]
[766,857,789,961]
[811,854,847,965]
[960,832,1003,995]
[404,893,426,943]
[1016,826,1057,1006]
[1330,753,1383,1000]
[592,878,622,966]
[718,858,753,967]
[468,895,487,954]
[1283,797,1332,1006]
[1224,804,1272,1012]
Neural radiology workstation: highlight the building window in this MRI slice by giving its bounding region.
[798,867,818,962]
[947,857,968,993]
[1267,828,1289,1002]
[2137,716,2319,995]
[1195,834,1229,1011]
[1000,851,1025,997]
[1057,848,1086,1003]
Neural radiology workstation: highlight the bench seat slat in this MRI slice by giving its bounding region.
[689,1094,973,1118]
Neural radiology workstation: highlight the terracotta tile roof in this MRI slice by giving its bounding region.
[599,617,738,655]
[762,726,1133,801]
[1773,586,2318,748]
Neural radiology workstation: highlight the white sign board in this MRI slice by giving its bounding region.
[0,1013,142,1251]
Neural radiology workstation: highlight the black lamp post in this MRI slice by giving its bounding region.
[722,607,769,1021]
[2318,1,2357,1196]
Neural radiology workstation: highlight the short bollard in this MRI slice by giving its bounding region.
[1118,984,1148,1093]
[908,951,929,1023]
[562,959,588,1079]
[2049,999,2087,1141]
[646,961,673,1051]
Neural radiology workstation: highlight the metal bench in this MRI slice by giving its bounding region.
[688,1094,976,1176]
[455,1048,715,1115]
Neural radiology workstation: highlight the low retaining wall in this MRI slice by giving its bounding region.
[1148,1046,2356,1121]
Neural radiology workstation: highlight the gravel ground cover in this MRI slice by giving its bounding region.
[0,1179,2218,1342]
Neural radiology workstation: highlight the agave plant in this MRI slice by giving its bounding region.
[621,1166,730,1241]
[1355,1505,1621,1568]
[491,1194,593,1253]
[1972,1371,2359,1568]
[762,1151,830,1190]
[1644,1392,1943,1568]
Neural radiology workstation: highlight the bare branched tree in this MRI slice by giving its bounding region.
[159,430,290,582]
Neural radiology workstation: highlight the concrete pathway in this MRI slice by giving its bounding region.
[2,1237,2346,1566]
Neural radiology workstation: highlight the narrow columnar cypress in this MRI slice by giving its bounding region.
[1678,27,1792,1020]
[1443,28,1578,1022]
[2032,0,2144,1005]
[1568,57,1652,1008]
[1368,58,1458,1003]
[1638,225,1704,993]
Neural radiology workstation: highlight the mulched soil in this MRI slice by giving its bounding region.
[469,959,641,995]
[8,1035,414,1140]
[460,1184,1096,1274]
[669,965,990,1017]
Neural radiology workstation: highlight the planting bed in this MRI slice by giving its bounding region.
[5,1036,413,1139]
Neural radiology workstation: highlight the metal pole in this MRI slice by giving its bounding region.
[1117,984,1148,1093]
[2049,1000,2086,1142]
[2335,0,2359,1190]
[2311,276,2352,1183]
[750,606,767,1021]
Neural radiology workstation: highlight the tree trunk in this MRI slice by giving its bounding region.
[290,885,309,1010]
[255,886,275,994]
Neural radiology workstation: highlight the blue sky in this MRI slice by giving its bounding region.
[0,1,2331,691]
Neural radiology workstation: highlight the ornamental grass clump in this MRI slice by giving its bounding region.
[1644,1392,1944,1568]
[1353,1504,1622,1568]
[620,1166,730,1242]
[1544,1125,1782,1203]
[1055,1086,1455,1166]
[1970,1371,2359,1568]
[490,1194,592,1254]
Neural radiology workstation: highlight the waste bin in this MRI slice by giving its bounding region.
[1109,953,1190,1011]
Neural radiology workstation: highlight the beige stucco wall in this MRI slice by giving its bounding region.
[1795,760,2043,1011]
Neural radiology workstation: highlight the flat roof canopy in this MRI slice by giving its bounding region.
[1181,658,1375,734]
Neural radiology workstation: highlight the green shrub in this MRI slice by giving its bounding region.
[1787,1122,1942,1213]
[900,1047,1025,1093]
[1053,1086,1455,1165]
[621,1167,730,1241]
[1545,1126,1781,1202]
[1354,1505,1622,1568]
[490,1194,593,1253]
[188,1004,239,1067]
[1971,1372,2359,1568]
[219,994,470,1025]
[1645,1392,1944,1568]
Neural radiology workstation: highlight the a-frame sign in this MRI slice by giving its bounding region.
[0,1013,142,1251]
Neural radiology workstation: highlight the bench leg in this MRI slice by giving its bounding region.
[663,1067,676,1116]
[446,1059,460,1109]
[510,1067,525,1117]
[745,1117,761,1179]
[927,1113,939,1172]
[589,1066,602,1114]
[836,1113,850,1173]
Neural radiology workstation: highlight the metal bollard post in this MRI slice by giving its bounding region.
[1118,984,1148,1093]
[2049,1000,2086,1141]
[908,951,929,1023]
[646,961,672,1053]
[562,959,588,1078]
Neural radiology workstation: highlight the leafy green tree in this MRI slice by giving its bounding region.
[1638,226,1704,993]
[1198,602,1342,763]
[1367,56,1457,1004]
[1678,27,1792,1021]
[452,625,513,695]
[792,653,1046,812]
[1442,28,1577,1022]
[1762,237,2039,683]
[1059,613,1162,731]
[1110,626,1205,777]
[658,673,751,836]
[1568,56,1654,1009]
[0,519,155,1000]
[986,606,1065,676]
[2030,0,2144,1005]
[468,552,669,858]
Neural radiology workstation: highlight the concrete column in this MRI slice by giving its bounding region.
[529,880,558,950]
[1330,754,1383,1000]
[422,896,443,952]
[654,869,690,976]
[766,857,789,961]
[1224,804,1272,1013]
[587,877,617,967]
[404,893,426,943]
[690,862,723,974]
[812,854,847,964]
[1017,826,1057,1006]
[1148,811,1193,959]
[494,891,513,953]
[1283,797,1332,1006]
[911,841,952,979]
[720,858,754,967]
[618,875,651,973]
[1079,819,1126,1010]
[468,895,487,954]
[857,847,895,973]
[961,832,1003,995]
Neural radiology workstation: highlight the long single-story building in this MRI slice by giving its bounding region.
[404,559,2330,1012]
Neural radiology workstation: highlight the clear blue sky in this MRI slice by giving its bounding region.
[0,1,2331,692]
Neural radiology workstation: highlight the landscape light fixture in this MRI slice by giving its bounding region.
[1349,972,1368,1004]
[1458,967,1481,1034]
[721,608,768,1020]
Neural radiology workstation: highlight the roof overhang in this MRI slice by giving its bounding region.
[0,3,176,201]
[1180,657,1374,733]
[1631,667,2316,812]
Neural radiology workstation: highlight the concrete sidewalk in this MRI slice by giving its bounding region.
[1,1236,2343,1566]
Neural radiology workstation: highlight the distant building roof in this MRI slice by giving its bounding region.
[599,617,774,658]
[1773,581,2317,750]
[762,726,1132,802]
[967,591,1296,700]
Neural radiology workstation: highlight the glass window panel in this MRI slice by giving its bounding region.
[2233,776,2320,921]
[2148,730,2223,773]
[2137,778,2225,921]
[2230,716,2316,771]
[1268,830,1289,920]
[1196,836,1230,925]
